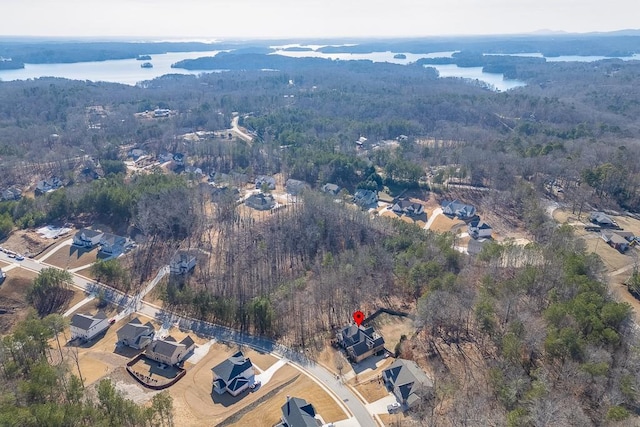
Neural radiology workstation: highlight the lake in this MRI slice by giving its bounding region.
[0,50,224,85]
[1,46,635,92]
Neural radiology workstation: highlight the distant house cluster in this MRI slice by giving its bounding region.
[1,187,21,201]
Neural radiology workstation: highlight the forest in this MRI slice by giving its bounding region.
[1,36,640,424]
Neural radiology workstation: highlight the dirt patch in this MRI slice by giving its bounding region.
[44,245,98,270]
[429,214,464,233]
[371,313,415,355]
[582,237,632,272]
[2,229,56,257]
[379,412,413,426]
[0,268,38,333]
[317,344,354,378]
[354,377,390,403]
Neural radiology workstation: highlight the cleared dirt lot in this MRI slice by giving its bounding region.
[44,245,99,269]
[354,377,390,403]
[0,268,37,333]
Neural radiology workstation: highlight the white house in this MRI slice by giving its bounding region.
[468,220,493,239]
[70,311,110,341]
[212,351,255,396]
[73,228,104,248]
[169,250,197,275]
[146,335,195,365]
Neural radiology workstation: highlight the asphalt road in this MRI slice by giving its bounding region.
[0,249,377,426]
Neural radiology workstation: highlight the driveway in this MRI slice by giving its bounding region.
[365,394,397,414]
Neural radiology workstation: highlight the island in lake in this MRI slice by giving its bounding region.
[393,53,407,59]
[136,55,152,61]
[140,62,153,68]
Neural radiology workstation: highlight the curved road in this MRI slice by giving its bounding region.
[0,251,376,426]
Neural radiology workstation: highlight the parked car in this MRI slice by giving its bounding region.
[387,402,401,414]
[15,254,24,261]
[7,253,15,258]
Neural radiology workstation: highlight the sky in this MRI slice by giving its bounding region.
[3,0,639,40]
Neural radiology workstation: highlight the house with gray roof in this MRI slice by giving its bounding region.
[322,183,341,196]
[602,231,630,253]
[442,199,476,220]
[116,317,155,350]
[285,179,307,196]
[382,358,433,409]
[336,324,385,363]
[70,311,110,341]
[100,233,130,255]
[353,189,378,208]
[35,177,62,195]
[391,199,425,217]
[146,335,195,366]
[73,228,104,248]
[245,192,276,211]
[211,351,255,396]
[255,175,276,191]
[590,211,619,229]
[468,219,493,239]
[1,187,22,201]
[276,396,322,427]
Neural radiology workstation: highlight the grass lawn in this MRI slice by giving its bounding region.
[44,245,99,270]
[354,377,390,403]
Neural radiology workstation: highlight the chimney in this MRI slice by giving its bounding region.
[286,395,291,401]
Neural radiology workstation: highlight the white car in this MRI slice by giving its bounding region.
[15,254,24,261]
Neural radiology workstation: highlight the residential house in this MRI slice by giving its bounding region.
[276,396,322,427]
[158,152,174,163]
[169,250,197,275]
[590,211,619,228]
[128,148,146,160]
[322,183,341,196]
[70,311,110,341]
[73,228,104,248]
[336,324,385,363]
[602,231,630,253]
[99,233,129,255]
[116,317,155,349]
[382,359,433,409]
[1,187,21,201]
[35,177,62,195]
[255,175,276,190]
[211,351,255,396]
[184,165,203,175]
[153,108,171,118]
[146,335,195,366]
[391,199,425,217]
[356,136,367,146]
[245,193,276,211]
[468,220,493,239]
[353,189,378,208]
[285,179,307,196]
[441,200,476,220]
[173,153,185,166]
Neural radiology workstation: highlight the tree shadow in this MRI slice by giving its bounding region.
[210,386,250,407]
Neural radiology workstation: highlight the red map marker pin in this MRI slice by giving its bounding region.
[353,310,365,327]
